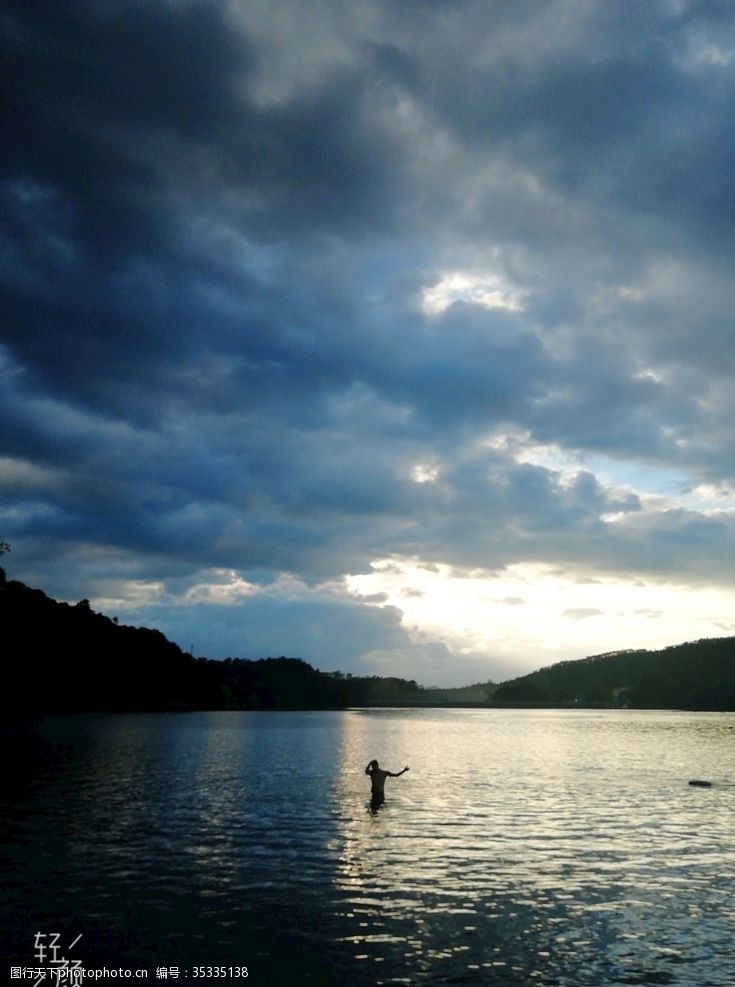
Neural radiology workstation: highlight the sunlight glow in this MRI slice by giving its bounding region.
[346,559,735,676]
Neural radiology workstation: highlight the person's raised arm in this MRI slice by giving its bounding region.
[389,766,409,777]
[365,762,373,775]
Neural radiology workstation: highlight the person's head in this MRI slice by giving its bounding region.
[369,759,379,769]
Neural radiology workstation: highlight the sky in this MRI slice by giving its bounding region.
[2,0,735,685]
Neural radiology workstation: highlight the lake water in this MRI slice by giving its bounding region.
[2,709,734,986]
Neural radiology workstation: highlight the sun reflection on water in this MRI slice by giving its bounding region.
[324,709,735,984]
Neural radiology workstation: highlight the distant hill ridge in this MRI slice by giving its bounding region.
[2,566,733,713]
[493,638,735,710]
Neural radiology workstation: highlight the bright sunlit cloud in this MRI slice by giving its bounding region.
[422,271,526,316]
[498,431,731,512]
[411,460,441,484]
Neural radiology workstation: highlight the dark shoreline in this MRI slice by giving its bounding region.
[4,569,735,715]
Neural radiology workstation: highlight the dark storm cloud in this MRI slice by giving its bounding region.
[0,0,413,408]
[2,0,248,400]
[3,0,735,671]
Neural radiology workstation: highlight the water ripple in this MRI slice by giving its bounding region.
[2,709,734,985]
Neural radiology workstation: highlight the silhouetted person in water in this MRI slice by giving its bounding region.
[365,759,409,805]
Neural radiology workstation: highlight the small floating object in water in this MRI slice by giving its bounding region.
[688,779,713,787]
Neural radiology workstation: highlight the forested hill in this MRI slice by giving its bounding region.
[493,637,735,710]
[0,568,344,714]
[3,568,734,713]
